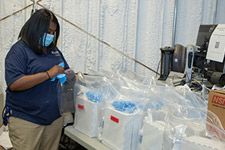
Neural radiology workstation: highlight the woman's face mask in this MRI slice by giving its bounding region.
[41,33,54,47]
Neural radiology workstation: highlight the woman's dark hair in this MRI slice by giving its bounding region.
[18,8,60,55]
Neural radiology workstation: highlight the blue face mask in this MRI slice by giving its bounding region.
[41,33,54,47]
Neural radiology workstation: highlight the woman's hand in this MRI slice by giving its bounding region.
[47,65,65,79]
[9,65,65,91]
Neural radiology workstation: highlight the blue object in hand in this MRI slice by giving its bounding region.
[51,62,67,83]
[3,106,11,126]
[112,100,137,113]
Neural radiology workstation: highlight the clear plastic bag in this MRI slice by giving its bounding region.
[73,72,117,137]
[162,104,225,150]
[59,69,76,114]
[100,95,144,150]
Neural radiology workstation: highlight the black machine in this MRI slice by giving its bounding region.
[194,24,223,72]
[159,24,225,87]
[194,24,225,86]
[159,47,175,80]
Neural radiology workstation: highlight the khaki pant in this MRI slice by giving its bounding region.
[8,117,63,150]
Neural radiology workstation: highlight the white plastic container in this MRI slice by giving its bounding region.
[180,136,225,150]
[140,120,165,150]
[73,91,101,137]
[101,106,142,150]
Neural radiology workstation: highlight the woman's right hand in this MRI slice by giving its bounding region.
[47,65,65,79]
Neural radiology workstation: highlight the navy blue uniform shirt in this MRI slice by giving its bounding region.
[5,40,69,125]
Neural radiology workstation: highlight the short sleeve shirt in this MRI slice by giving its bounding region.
[5,40,69,125]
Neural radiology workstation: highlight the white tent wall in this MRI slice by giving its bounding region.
[0,0,33,92]
[0,0,225,92]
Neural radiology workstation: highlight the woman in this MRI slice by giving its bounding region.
[5,8,70,150]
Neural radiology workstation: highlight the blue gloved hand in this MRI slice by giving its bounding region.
[51,62,67,83]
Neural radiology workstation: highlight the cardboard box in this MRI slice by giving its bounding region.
[207,90,225,130]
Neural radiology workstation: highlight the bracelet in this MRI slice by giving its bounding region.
[46,71,51,79]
